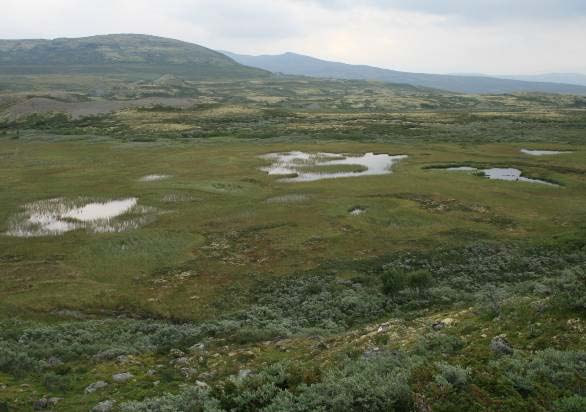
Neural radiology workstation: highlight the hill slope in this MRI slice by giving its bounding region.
[495,73,586,87]
[224,51,586,95]
[0,34,269,80]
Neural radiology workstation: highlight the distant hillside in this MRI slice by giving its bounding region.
[495,73,586,87]
[224,51,586,95]
[0,34,269,80]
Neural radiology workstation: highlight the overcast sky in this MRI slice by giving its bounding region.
[2,0,586,75]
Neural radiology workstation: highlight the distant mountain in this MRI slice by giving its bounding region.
[224,51,586,95]
[495,73,586,87]
[0,34,269,80]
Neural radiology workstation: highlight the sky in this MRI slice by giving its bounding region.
[1,0,586,75]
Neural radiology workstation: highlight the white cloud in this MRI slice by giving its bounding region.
[1,0,585,74]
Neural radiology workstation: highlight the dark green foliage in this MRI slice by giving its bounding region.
[121,353,414,412]
[381,268,407,296]
[0,274,387,373]
[554,395,586,412]
[491,349,586,393]
[549,268,586,312]
[42,371,72,392]
[414,333,465,356]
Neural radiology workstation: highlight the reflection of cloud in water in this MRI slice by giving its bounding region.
[260,151,407,182]
[5,197,157,237]
[446,167,558,186]
[139,174,171,182]
[520,149,570,156]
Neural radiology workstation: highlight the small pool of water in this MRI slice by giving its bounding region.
[521,149,570,156]
[446,167,558,186]
[5,197,154,237]
[349,207,366,216]
[260,152,407,182]
[266,194,310,204]
[140,174,171,182]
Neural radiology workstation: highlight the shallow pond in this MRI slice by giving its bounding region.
[5,197,155,237]
[349,207,366,216]
[520,149,570,156]
[139,174,171,182]
[265,194,310,204]
[260,152,407,182]
[446,167,558,186]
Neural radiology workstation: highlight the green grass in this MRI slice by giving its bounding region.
[0,137,584,319]
[0,77,585,411]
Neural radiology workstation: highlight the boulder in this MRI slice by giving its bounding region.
[173,357,190,367]
[490,336,514,355]
[85,381,108,394]
[180,368,198,379]
[195,380,209,390]
[46,356,63,368]
[33,398,48,410]
[92,400,116,412]
[47,398,62,407]
[188,343,206,353]
[112,372,134,383]
[238,369,252,379]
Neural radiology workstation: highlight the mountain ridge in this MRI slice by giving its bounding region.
[224,51,586,95]
[0,34,269,80]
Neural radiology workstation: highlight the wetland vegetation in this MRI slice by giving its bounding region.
[0,52,585,411]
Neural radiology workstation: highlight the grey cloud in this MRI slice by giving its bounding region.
[309,0,586,21]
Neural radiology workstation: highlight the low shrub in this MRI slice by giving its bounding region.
[433,362,470,388]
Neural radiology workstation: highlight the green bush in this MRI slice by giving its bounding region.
[549,269,586,312]
[414,333,465,355]
[42,371,71,392]
[121,386,224,412]
[381,268,407,296]
[491,349,586,393]
[120,353,415,412]
[433,362,470,388]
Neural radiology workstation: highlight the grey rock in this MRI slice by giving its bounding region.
[238,369,252,379]
[174,357,190,367]
[33,398,48,410]
[195,380,209,389]
[188,343,206,353]
[362,347,383,359]
[180,367,198,379]
[198,372,215,380]
[229,369,252,383]
[112,372,134,383]
[432,321,445,331]
[146,369,157,376]
[377,322,391,333]
[490,336,514,355]
[116,355,131,364]
[85,381,108,394]
[92,400,116,412]
[46,356,63,368]
[48,398,62,407]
